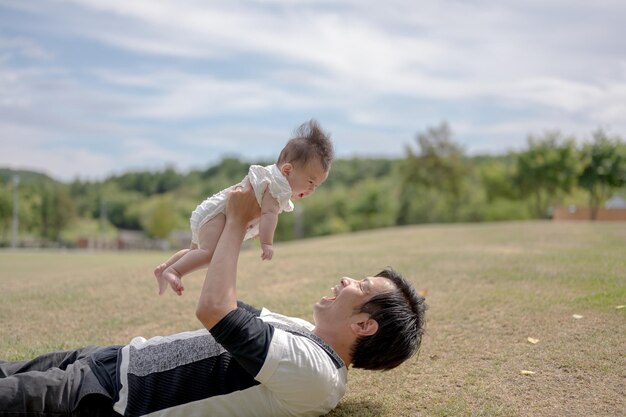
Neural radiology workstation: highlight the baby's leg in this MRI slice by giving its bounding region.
[160,214,226,295]
[154,248,192,294]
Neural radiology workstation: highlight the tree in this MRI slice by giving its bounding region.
[347,178,398,231]
[0,183,11,243]
[39,185,75,241]
[579,129,626,220]
[323,158,394,189]
[298,186,351,238]
[398,122,468,224]
[514,131,580,218]
[478,156,519,202]
[142,195,177,239]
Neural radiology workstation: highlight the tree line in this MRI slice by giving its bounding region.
[1,123,624,247]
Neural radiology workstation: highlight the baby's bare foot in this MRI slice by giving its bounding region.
[161,268,184,296]
[154,263,168,295]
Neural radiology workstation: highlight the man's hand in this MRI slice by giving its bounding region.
[226,181,261,226]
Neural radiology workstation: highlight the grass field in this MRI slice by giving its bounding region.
[1,221,625,416]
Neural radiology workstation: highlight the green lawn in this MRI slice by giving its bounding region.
[1,221,624,416]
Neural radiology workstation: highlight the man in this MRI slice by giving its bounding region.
[0,185,427,417]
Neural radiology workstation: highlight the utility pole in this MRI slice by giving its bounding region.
[99,197,107,249]
[11,174,19,248]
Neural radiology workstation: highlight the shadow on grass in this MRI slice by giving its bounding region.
[326,399,385,417]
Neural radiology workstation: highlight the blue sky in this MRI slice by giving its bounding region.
[1,0,625,181]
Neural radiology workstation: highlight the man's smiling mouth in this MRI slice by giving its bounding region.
[320,287,337,304]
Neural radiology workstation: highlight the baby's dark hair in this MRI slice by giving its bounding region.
[277,120,334,171]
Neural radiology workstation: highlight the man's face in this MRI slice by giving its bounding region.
[313,276,396,326]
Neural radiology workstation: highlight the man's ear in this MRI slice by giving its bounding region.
[350,316,379,337]
[280,163,293,176]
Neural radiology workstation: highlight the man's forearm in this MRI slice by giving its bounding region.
[195,216,247,329]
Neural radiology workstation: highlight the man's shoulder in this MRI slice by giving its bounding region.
[260,309,344,368]
[259,308,315,330]
[257,310,346,387]
[258,329,348,415]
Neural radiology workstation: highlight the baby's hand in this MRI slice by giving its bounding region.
[261,243,274,261]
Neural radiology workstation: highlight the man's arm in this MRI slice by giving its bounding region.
[195,184,261,329]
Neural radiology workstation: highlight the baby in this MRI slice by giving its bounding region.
[154,120,334,295]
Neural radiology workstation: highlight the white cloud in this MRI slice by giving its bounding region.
[0,123,114,180]
[92,69,313,119]
[0,36,53,60]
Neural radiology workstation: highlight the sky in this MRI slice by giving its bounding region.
[1,0,625,181]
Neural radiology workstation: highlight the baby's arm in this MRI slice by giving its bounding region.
[258,189,281,260]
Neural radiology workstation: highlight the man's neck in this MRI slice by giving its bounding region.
[313,327,353,368]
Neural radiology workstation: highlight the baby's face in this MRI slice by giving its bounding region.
[283,159,328,199]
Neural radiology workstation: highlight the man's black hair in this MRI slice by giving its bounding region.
[350,268,427,371]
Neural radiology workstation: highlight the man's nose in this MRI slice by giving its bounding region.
[341,277,355,287]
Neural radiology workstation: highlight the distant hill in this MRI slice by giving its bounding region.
[0,168,60,185]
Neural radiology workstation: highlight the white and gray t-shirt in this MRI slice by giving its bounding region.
[110,303,347,417]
